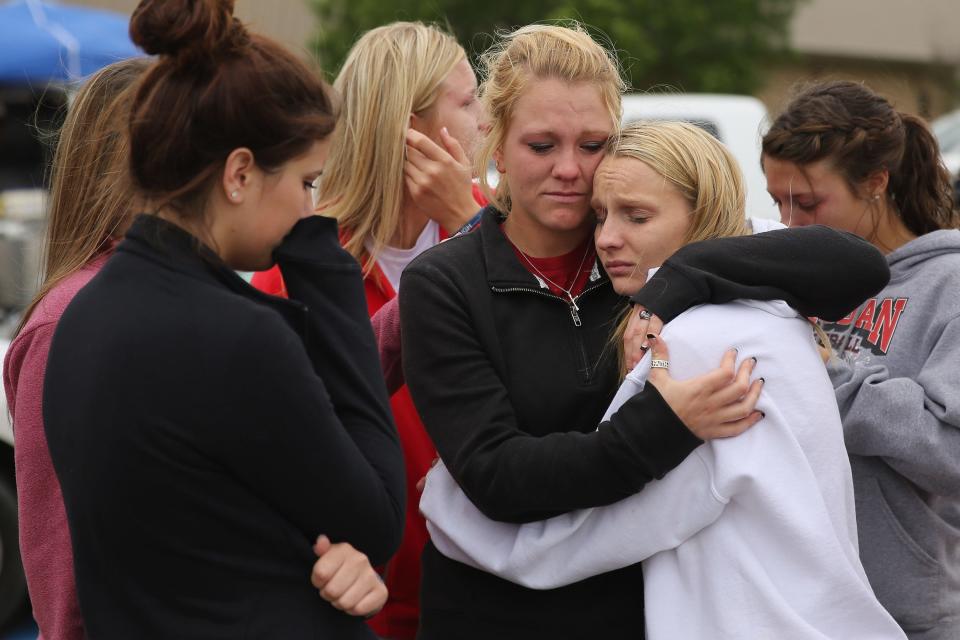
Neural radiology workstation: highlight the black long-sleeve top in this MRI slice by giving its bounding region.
[399,208,888,640]
[43,214,405,640]
[631,223,890,322]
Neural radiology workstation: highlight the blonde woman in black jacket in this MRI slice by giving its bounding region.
[400,23,889,640]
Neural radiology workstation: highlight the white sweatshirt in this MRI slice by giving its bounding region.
[421,298,905,640]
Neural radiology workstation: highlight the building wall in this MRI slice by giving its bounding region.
[761,0,960,119]
[70,0,317,58]
[66,0,960,118]
[760,57,958,120]
[789,0,960,65]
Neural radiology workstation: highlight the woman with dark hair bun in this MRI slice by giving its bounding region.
[40,1,405,638]
[763,80,960,639]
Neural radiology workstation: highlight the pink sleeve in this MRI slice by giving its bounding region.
[4,324,86,640]
[370,297,404,395]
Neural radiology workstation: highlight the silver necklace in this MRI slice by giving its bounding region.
[516,242,592,311]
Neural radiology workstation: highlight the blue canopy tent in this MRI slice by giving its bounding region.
[0,0,142,84]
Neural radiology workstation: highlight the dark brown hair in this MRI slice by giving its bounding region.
[16,57,150,336]
[128,0,337,215]
[762,80,958,236]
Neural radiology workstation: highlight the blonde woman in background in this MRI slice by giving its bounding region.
[420,122,906,640]
[399,23,890,640]
[251,21,487,639]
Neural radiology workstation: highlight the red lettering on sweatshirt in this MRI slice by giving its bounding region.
[836,309,857,326]
[867,297,908,354]
[823,297,909,357]
[854,299,877,332]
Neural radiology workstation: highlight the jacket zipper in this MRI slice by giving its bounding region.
[491,281,609,383]
[572,281,606,323]
[490,286,581,325]
[491,281,608,326]
[570,282,608,382]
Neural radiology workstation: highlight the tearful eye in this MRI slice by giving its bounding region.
[581,141,606,153]
[528,143,552,154]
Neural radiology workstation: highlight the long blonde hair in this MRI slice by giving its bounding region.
[319,21,465,270]
[474,22,626,213]
[606,122,750,375]
[16,57,149,336]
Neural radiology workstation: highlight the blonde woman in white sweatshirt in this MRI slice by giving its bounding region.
[420,121,905,640]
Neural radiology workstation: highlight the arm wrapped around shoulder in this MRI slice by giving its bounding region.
[631,224,890,323]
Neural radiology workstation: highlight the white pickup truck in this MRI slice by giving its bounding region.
[621,93,779,221]
[0,338,28,629]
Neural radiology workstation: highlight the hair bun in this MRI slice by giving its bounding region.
[130,0,243,60]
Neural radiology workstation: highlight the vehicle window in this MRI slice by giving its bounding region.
[625,117,722,141]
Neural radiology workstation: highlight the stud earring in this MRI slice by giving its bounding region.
[231,190,239,200]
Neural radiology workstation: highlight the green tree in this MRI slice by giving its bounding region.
[309,0,800,93]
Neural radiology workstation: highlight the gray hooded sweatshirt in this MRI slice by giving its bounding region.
[823,229,960,640]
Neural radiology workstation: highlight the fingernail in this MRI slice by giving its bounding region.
[760,411,766,418]
[639,345,649,352]
[751,357,758,364]
[759,377,765,384]
[441,126,449,135]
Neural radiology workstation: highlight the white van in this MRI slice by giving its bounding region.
[621,93,779,220]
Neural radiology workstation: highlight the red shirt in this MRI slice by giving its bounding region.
[508,234,597,300]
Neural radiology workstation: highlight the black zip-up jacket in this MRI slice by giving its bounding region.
[399,207,889,640]
[43,214,405,640]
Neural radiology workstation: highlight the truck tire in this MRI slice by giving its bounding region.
[0,477,27,629]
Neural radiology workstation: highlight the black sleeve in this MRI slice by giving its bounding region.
[227,215,405,563]
[400,264,701,524]
[631,224,891,323]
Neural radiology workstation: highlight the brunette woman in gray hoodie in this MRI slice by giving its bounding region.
[763,80,960,640]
